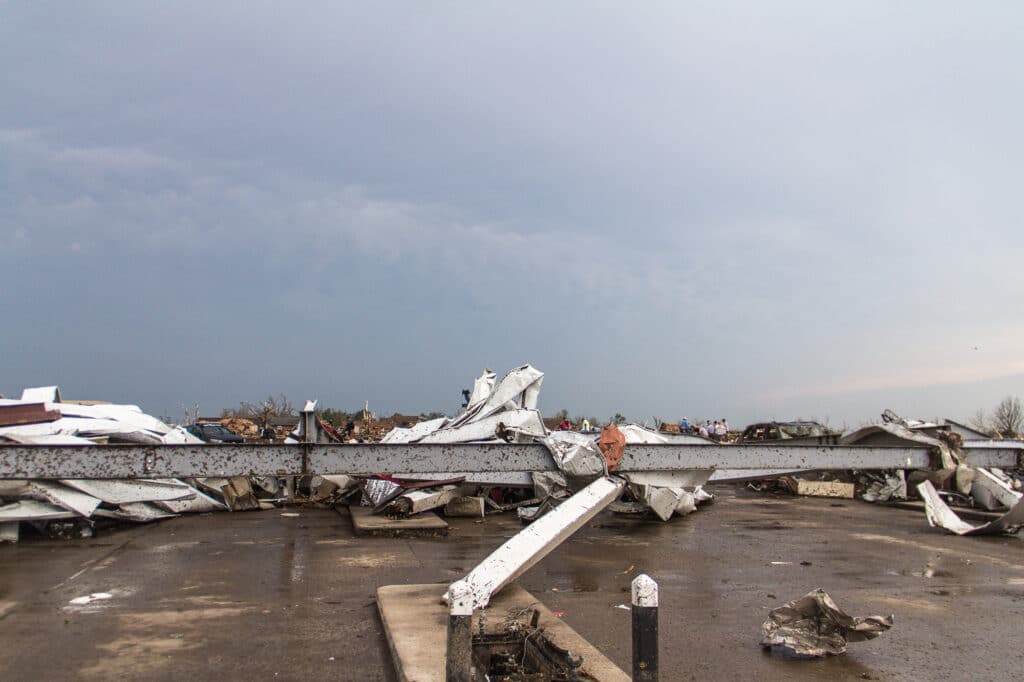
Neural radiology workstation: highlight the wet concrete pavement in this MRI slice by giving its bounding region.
[2,486,1023,680]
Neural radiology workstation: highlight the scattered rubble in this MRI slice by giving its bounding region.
[3,384,1020,551]
[917,479,1024,535]
[0,386,193,445]
[0,386,305,543]
[740,411,1024,532]
[367,366,714,523]
[761,589,894,657]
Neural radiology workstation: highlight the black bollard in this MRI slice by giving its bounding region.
[446,579,473,682]
[631,574,659,681]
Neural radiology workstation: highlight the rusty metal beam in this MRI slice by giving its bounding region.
[0,442,1020,480]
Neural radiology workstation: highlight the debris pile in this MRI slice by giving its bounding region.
[737,409,1024,537]
[372,365,713,522]
[917,470,1024,535]
[0,386,297,543]
[0,386,200,445]
[218,417,261,440]
[0,477,227,543]
[381,366,546,444]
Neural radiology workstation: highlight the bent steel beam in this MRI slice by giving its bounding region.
[451,476,626,610]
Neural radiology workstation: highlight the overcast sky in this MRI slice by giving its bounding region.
[1,3,1021,426]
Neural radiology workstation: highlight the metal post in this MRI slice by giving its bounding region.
[446,579,473,682]
[301,408,317,443]
[631,574,658,681]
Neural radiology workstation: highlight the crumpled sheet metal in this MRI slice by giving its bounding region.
[531,470,569,500]
[761,589,894,657]
[970,468,1022,510]
[379,417,449,444]
[859,470,907,503]
[917,480,1024,536]
[0,498,78,521]
[630,483,714,521]
[60,479,196,505]
[28,481,102,517]
[418,409,546,444]
[466,369,497,412]
[447,365,544,429]
[541,432,606,478]
[361,478,402,507]
[841,421,959,472]
[380,366,545,444]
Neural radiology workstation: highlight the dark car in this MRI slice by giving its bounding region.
[186,422,245,443]
[738,420,839,445]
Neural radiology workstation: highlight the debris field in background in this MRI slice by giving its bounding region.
[3,380,1024,546]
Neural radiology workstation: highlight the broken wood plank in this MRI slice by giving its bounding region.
[221,477,260,511]
[796,480,855,499]
[0,403,61,427]
[443,496,486,517]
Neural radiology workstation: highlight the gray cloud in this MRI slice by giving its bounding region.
[1,3,1021,425]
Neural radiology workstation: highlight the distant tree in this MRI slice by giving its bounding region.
[318,408,360,426]
[968,408,991,436]
[611,413,627,425]
[992,396,1023,438]
[553,408,569,421]
[421,411,447,420]
[226,393,295,428]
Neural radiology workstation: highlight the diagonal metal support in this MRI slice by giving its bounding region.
[449,476,626,610]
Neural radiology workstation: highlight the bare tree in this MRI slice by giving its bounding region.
[227,394,296,428]
[991,396,1023,438]
[967,408,990,435]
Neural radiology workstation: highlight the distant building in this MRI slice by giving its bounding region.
[942,419,991,441]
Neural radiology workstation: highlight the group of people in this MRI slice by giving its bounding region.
[557,417,594,433]
[679,417,730,441]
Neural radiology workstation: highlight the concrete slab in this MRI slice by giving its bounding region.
[377,582,629,682]
[5,488,1024,680]
[349,505,449,537]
